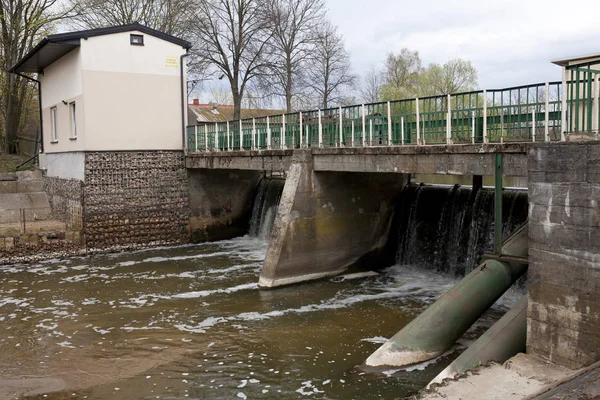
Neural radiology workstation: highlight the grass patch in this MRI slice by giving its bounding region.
[0,154,33,172]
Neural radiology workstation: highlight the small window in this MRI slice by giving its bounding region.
[50,107,58,142]
[130,34,144,46]
[69,102,77,138]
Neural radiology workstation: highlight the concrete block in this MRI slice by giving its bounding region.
[16,180,43,193]
[16,170,42,181]
[0,181,17,194]
[0,192,51,211]
[0,172,16,181]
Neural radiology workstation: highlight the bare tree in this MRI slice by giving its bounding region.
[381,48,422,100]
[0,0,70,154]
[67,0,199,39]
[304,21,355,109]
[195,0,273,120]
[259,0,324,112]
[360,67,383,103]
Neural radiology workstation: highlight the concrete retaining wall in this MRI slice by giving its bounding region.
[188,169,261,242]
[527,142,600,369]
[83,151,190,249]
[259,150,407,287]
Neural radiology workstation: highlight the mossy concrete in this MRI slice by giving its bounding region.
[259,149,407,287]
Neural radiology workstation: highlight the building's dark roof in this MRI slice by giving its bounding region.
[188,104,285,125]
[552,53,600,67]
[10,23,191,74]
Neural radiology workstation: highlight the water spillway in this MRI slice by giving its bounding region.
[248,178,285,239]
[395,184,528,276]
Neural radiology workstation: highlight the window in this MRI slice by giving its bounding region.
[130,34,144,46]
[69,102,77,139]
[50,107,58,142]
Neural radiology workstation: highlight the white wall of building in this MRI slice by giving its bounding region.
[39,151,86,181]
[81,31,187,151]
[40,30,187,154]
[40,48,85,153]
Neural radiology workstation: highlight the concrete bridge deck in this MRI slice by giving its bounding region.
[186,143,528,177]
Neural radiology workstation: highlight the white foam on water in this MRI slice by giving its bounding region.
[360,336,388,344]
[173,282,258,299]
[174,317,228,334]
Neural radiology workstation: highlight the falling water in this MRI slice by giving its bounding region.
[396,184,528,276]
[248,178,285,239]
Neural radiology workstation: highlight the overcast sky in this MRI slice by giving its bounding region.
[326,0,600,89]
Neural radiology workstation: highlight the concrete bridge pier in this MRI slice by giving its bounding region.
[259,149,407,288]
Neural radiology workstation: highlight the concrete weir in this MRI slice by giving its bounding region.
[258,150,407,288]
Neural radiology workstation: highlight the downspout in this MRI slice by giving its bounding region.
[180,51,189,155]
[12,71,44,154]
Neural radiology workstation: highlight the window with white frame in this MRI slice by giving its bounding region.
[69,102,77,138]
[51,106,58,142]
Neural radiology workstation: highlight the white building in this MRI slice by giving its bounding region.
[11,23,191,181]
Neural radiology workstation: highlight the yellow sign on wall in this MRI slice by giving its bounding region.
[166,57,178,67]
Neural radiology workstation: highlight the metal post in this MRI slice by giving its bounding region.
[446,94,452,145]
[226,121,230,151]
[282,114,286,149]
[351,121,355,147]
[416,98,421,145]
[252,118,256,150]
[369,119,373,146]
[194,125,199,152]
[339,106,343,147]
[215,122,219,151]
[561,67,567,141]
[545,82,550,142]
[299,112,303,148]
[387,101,392,145]
[239,120,243,150]
[362,104,366,147]
[267,116,271,149]
[471,111,475,144]
[204,125,208,152]
[318,110,323,147]
[592,74,600,133]
[401,116,405,145]
[494,153,503,255]
[483,90,488,143]
[532,110,536,142]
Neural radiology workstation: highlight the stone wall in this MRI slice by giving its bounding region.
[43,176,84,230]
[527,142,600,369]
[84,151,189,249]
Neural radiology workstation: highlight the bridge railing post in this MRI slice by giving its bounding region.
[318,109,323,148]
[416,98,421,145]
[369,119,373,146]
[204,125,208,152]
[351,121,355,147]
[401,116,405,145]
[361,104,366,147]
[594,75,600,133]
[195,125,199,152]
[252,118,256,150]
[446,94,452,145]
[299,112,303,148]
[267,116,271,149]
[239,119,243,150]
[561,67,567,141]
[545,82,550,142]
[215,122,219,151]
[339,106,343,147]
[226,121,230,151]
[483,90,488,144]
[387,101,392,145]
[532,109,536,142]
[282,114,286,149]
[471,111,475,144]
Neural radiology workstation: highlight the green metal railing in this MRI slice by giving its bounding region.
[186,80,577,153]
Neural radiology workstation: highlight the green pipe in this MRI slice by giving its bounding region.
[427,296,527,388]
[365,225,528,368]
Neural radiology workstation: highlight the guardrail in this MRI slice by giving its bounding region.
[187,80,574,152]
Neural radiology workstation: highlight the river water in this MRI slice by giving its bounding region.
[0,181,523,399]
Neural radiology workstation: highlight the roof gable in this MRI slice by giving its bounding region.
[10,23,191,74]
